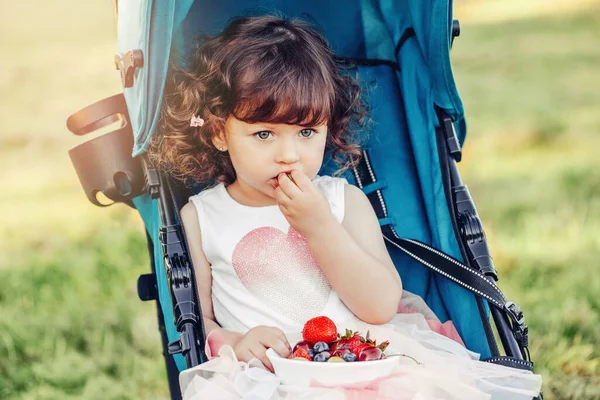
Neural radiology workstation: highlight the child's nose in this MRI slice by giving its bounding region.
[275,138,300,164]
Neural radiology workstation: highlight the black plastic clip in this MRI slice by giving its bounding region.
[137,273,158,301]
[451,19,460,46]
[168,332,191,355]
[440,113,462,162]
[505,301,529,351]
[115,49,144,88]
[142,157,160,199]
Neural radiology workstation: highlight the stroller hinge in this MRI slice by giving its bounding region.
[160,224,202,366]
[160,226,200,329]
[453,185,498,281]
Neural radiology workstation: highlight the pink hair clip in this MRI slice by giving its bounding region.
[190,115,205,127]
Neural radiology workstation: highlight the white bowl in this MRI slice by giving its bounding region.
[266,348,399,387]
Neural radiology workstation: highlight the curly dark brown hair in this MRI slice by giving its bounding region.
[150,15,368,185]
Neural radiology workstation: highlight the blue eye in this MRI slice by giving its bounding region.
[254,131,272,140]
[299,129,315,138]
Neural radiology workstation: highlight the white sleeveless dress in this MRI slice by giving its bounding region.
[180,176,542,400]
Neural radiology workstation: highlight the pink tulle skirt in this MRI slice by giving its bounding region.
[180,292,542,400]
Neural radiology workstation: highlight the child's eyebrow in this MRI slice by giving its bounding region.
[248,122,276,129]
[248,122,323,131]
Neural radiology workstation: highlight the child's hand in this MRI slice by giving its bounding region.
[233,326,291,372]
[275,170,337,238]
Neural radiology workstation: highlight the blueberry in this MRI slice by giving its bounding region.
[313,342,330,353]
[308,349,315,359]
[342,352,357,362]
[313,351,331,362]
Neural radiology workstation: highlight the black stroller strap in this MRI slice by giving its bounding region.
[353,151,531,366]
[382,229,534,372]
[381,229,507,310]
[483,356,534,372]
[353,151,508,310]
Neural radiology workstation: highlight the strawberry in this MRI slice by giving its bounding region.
[302,316,338,344]
[332,329,363,355]
[345,335,364,354]
[353,343,372,356]
[334,329,390,357]
[292,348,312,361]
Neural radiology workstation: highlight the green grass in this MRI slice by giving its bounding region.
[0,2,170,399]
[0,223,166,399]
[1,1,599,399]
[453,7,600,400]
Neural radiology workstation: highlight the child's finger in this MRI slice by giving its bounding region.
[271,327,292,352]
[250,345,273,372]
[289,169,311,192]
[285,171,300,189]
[274,185,291,206]
[261,335,291,359]
[278,172,303,197]
[237,348,254,364]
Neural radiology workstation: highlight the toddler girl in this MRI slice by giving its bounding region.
[151,14,542,400]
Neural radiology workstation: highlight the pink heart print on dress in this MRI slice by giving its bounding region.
[232,226,331,323]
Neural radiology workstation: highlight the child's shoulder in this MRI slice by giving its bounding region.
[183,183,227,221]
[188,182,225,202]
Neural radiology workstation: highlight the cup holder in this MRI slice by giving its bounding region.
[67,94,145,207]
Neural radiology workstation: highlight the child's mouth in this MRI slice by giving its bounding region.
[270,171,295,188]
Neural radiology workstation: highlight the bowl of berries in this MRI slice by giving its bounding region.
[266,316,398,387]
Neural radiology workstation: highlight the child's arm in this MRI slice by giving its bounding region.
[180,203,242,347]
[180,202,291,370]
[312,184,402,323]
[276,172,402,324]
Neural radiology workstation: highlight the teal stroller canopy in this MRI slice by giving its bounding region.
[116,0,466,157]
[60,0,537,397]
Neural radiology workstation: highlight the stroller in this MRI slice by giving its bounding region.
[66,0,540,398]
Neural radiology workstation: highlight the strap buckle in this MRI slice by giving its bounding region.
[505,301,529,352]
[505,301,524,325]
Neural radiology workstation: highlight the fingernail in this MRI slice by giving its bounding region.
[286,173,296,185]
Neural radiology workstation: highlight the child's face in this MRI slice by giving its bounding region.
[215,116,328,204]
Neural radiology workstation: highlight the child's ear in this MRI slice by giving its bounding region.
[211,133,228,152]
